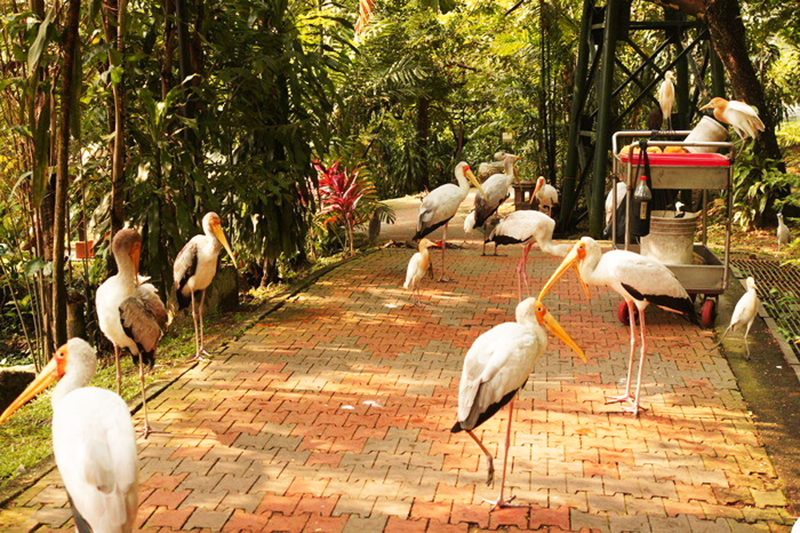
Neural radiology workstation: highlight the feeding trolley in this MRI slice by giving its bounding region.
[611,130,734,328]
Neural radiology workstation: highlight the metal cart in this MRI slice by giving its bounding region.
[610,131,734,327]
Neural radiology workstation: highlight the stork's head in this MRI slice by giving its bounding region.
[516,298,586,361]
[455,162,486,196]
[203,212,237,267]
[533,176,546,197]
[665,70,675,82]
[537,237,593,303]
[0,339,96,424]
[745,276,756,292]
[700,97,727,112]
[113,228,142,273]
[418,238,439,251]
[675,201,684,214]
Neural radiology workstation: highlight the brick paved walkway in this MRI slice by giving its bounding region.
[1,246,796,531]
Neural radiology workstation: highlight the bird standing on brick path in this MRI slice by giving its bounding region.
[711,277,758,358]
[414,162,485,281]
[777,213,791,251]
[0,339,138,532]
[174,212,236,361]
[486,210,584,301]
[658,71,676,130]
[700,97,765,140]
[452,298,585,509]
[538,237,699,415]
[473,152,521,255]
[533,176,559,217]
[403,238,439,306]
[97,229,168,437]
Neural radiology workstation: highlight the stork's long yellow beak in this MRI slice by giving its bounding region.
[540,307,586,362]
[465,168,486,197]
[538,242,586,302]
[211,224,237,268]
[0,358,59,424]
[699,102,713,111]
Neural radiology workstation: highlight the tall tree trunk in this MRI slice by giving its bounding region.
[52,0,82,346]
[161,0,176,99]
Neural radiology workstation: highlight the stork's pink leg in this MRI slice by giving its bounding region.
[521,242,533,299]
[606,300,637,405]
[466,430,495,486]
[439,223,452,282]
[484,398,523,509]
[625,307,649,416]
[114,345,122,395]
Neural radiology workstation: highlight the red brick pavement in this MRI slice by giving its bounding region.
[0,246,795,531]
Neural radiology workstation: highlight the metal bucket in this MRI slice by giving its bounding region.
[641,210,698,265]
[685,116,728,153]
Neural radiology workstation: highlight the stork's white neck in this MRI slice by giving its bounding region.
[578,243,603,285]
[203,223,223,253]
[52,363,93,406]
[115,252,138,283]
[454,168,470,193]
[503,157,516,176]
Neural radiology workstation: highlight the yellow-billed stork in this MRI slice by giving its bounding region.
[700,97,765,140]
[533,176,559,217]
[173,212,236,360]
[538,237,698,415]
[0,339,138,531]
[451,298,585,508]
[97,229,167,436]
[486,210,585,301]
[403,238,439,306]
[414,162,485,281]
[473,153,520,254]
[658,71,676,130]
[711,276,758,358]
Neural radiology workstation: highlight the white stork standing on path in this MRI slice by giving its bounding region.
[658,71,676,130]
[414,162,485,281]
[486,210,580,301]
[403,238,439,306]
[700,97,765,140]
[0,338,138,532]
[174,212,236,360]
[710,276,758,358]
[451,298,585,509]
[533,176,559,217]
[538,237,699,415]
[473,152,520,255]
[777,213,791,251]
[97,228,168,437]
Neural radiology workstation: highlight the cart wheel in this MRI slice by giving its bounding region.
[701,298,716,328]
[617,301,630,325]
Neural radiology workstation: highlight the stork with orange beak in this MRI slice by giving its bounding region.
[174,212,237,360]
[452,298,585,508]
[0,339,138,532]
[97,229,168,437]
[533,176,559,217]
[537,237,698,414]
[414,162,486,281]
[700,97,765,140]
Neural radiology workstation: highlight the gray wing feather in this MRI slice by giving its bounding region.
[120,285,166,353]
[173,239,199,289]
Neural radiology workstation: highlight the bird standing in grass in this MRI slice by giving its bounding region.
[0,339,138,532]
[452,298,585,509]
[414,162,485,281]
[711,277,758,358]
[404,238,439,306]
[97,229,168,437]
[174,212,236,361]
[700,98,765,140]
[778,213,791,251]
[658,71,676,130]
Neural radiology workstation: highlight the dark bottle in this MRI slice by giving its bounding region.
[631,175,652,236]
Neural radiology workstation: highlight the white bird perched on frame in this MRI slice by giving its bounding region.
[533,176,559,217]
[777,213,791,251]
[710,277,758,358]
[700,97,765,140]
[486,210,586,301]
[451,298,585,509]
[658,71,676,130]
[538,237,699,415]
[403,238,439,306]
[414,162,486,281]
[674,201,685,219]
[473,153,521,254]
[97,229,168,437]
[0,339,138,532]
[173,212,236,360]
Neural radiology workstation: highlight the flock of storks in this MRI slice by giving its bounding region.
[0,90,784,529]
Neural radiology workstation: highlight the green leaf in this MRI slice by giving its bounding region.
[27,8,54,73]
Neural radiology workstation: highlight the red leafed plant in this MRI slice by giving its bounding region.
[313,159,376,257]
